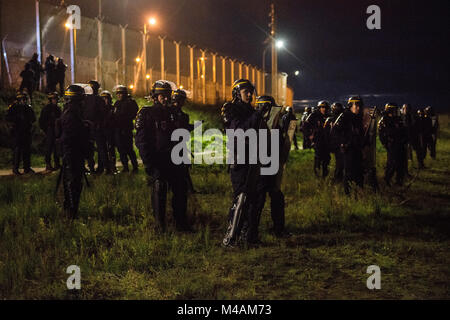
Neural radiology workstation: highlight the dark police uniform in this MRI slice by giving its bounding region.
[6,95,36,174]
[113,97,139,172]
[82,94,108,173]
[135,102,190,232]
[334,109,365,194]
[56,85,90,218]
[379,107,408,186]
[221,92,267,245]
[39,99,62,170]
[304,109,330,178]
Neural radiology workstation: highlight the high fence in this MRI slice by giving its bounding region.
[0,0,292,105]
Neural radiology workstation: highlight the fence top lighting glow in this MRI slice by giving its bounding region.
[149,17,157,26]
[65,22,71,29]
[129,84,134,89]
[295,70,300,76]
[276,40,284,49]
[179,85,184,89]
[146,74,150,79]
[135,57,141,63]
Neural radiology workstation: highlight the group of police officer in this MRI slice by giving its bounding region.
[5,77,439,247]
[299,99,439,193]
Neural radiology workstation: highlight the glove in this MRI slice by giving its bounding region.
[221,102,236,124]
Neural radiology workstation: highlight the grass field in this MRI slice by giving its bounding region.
[0,92,449,299]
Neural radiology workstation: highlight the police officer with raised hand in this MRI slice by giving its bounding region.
[113,85,139,173]
[378,103,408,186]
[334,96,365,195]
[135,81,191,233]
[221,79,271,247]
[6,92,36,175]
[58,85,91,219]
[39,92,62,171]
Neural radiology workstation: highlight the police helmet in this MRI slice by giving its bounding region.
[100,90,112,103]
[16,91,29,102]
[384,103,398,115]
[347,96,363,108]
[151,80,172,98]
[305,106,311,113]
[231,79,255,102]
[317,100,330,109]
[424,106,434,116]
[114,85,128,95]
[255,95,276,112]
[64,84,85,103]
[331,102,343,115]
[88,80,101,94]
[172,89,187,103]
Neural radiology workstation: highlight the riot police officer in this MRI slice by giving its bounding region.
[325,102,344,182]
[378,103,408,186]
[304,100,331,178]
[282,107,298,150]
[414,109,428,168]
[254,95,286,237]
[221,79,270,247]
[39,92,62,171]
[6,92,36,175]
[58,85,91,219]
[172,89,194,131]
[334,96,365,194]
[172,89,195,192]
[100,90,117,174]
[401,104,415,176]
[424,106,439,160]
[114,85,139,173]
[299,106,312,149]
[135,81,191,233]
[83,80,109,174]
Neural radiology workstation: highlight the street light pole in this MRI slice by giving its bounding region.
[270,3,278,102]
[35,0,42,89]
[142,24,147,94]
[262,45,269,94]
[97,0,103,85]
[69,27,75,83]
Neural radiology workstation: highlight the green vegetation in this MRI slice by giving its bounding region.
[0,91,449,299]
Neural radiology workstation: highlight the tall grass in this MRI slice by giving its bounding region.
[0,94,449,299]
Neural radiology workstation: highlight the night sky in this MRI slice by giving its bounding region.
[55,0,449,108]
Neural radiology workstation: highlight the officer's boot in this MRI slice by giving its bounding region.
[12,147,21,175]
[130,151,139,173]
[87,158,95,174]
[314,160,320,177]
[23,145,34,174]
[54,154,61,170]
[119,154,129,173]
[322,162,329,178]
